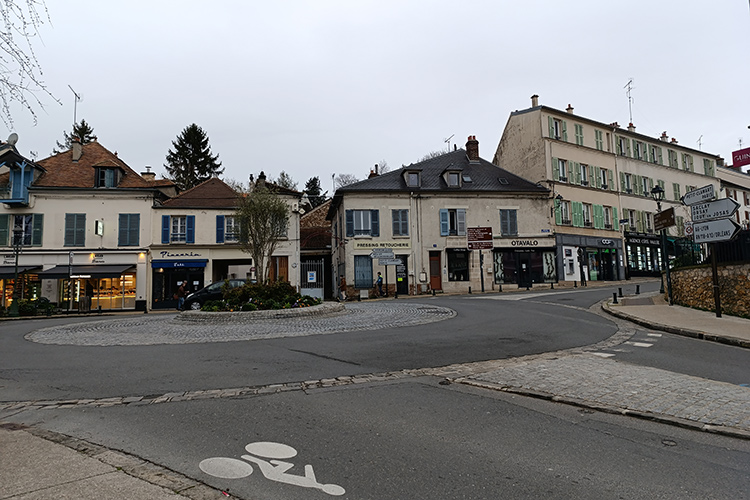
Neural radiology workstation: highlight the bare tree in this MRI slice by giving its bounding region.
[334,173,359,190]
[376,159,390,174]
[0,1,58,128]
[235,182,290,283]
[418,150,447,162]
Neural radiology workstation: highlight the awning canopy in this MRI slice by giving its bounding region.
[36,265,135,279]
[0,265,41,279]
[151,259,208,269]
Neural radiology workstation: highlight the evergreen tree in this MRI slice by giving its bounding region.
[304,176,328,208]
[276,170,297,190]
[164,123,223,191]
[52,119,97,154]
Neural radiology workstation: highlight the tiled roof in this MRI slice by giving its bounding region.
[35,142,154,189]
[300,199,332,229]
[161,177,237,209]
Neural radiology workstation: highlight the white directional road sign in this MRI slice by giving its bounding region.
[370,248,394,259]
[681,184,715,206]
[690,198,740,223]
[693,218,741,244]
[378,258,402,266]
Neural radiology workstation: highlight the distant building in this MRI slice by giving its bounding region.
[716,165,750,230]
[327,136,553,297]
[493,95,723,281]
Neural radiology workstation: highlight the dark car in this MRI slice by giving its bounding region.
[183,279,246,310]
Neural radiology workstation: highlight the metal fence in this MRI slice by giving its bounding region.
[670,229,750,269]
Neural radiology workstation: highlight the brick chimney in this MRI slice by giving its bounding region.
[627,122,636,132]
[141,166,156,181]
[466,135,479,161]
[531,94,539,107]
[257,171,267,188]
[72,137,82,162]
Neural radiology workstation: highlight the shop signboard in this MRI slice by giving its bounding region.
[467,226,493,250]
[654,208,675,232]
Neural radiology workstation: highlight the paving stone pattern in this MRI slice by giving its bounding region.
[24,302,456,346]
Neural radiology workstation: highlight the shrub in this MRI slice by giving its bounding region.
[201,300,226,312]
[240,302,258,312]
[17,299,37,316]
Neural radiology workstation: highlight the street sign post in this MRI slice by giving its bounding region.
[693,219,741,244]
[370,248,395,259]
[467,227,493,250]
[654,207,675,232]
[681,184,715,206]
[378,258,403,266]
[690,198,740,223]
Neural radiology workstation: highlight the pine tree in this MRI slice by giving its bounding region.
[304,176,328,208]
[52,119,97,154]
[164,124,223,190]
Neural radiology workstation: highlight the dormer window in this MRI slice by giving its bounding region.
[407,172,420,187]
[96,167,120,187]
[447,172,460,187]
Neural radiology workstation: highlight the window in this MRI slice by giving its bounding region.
[559,201,571,225]
[548,117,567,140]
[64,213,86,247]
[682,153,694,172]
[161,215,195,244]
[641,177,651,196]
[118,214,140,246]
[633,141,642,160]
[703,158,715,176]
[617,136,630,156]
[603,206,613,229]
[582,204,593,227]
[600,168,609,189]
[555,158,568,182]
[345,209,380,237]
[216,215,239,243]
[668,149,679,168]
[392,209,409,236]
[447,172,460,187]
[623,173,633,193]
[580,164,589,186]
[628,209,637,229]
[0,214,42,247]
[574,124,584,145]
[95,167,119,188]
[595,130,603,150]
[499,209,518,236]
[354,255,372,288]
[447,249,469,281]
[644,212,654,232]
[672,183,681,201]
[406,172,420,187]
[440,208,466,236]
[650,145,662,164]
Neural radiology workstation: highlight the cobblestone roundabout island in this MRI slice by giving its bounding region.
[25,302,457,346]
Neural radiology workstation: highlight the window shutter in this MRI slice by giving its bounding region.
[440,209,449,236]
[552,157,559,181]
[118,214,128,246]
[370,210,379,237]
[607,169,614,190]
[65,214,75,246]
[554,199,562,225]
[186,215,195,244]
[457,209,466,236]
[613,207,619,231]
[345,210,354,237]
[658,179,665,190]
[76,214,85,246]
[561,120,568,142]
[129,214,139,246]
[673,183,680,201]
[636,211,644,232]
[548,116,555,138]
[216,215,225,243]
[161,215,170,244]
[572,202,583,227]
[30,214,43,246]
[648,178,654,193]
[0,214,8,246]
[510,210,518,235]
[593,205,603,229]
[620,172,626,193]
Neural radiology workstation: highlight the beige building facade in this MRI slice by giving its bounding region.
[493,95,723,282]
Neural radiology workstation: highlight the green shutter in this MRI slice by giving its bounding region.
[0,214,8,246]
[607,169,614,190]
[620,172,626,193]
[673,183,680,201]
[593,205,603,229]
[658,148,663,165]
[548,116,555,138]
[552,157,559,181]
[572,201,583,227]
[32,214,43,246]
[636,211,644,232]
[613,207,619,231]
[561,120,568,142]
[554,199,562,225]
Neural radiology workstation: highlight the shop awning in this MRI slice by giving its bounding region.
[0,265,41,279]
[151,259,208,268]
[36,265,135,279]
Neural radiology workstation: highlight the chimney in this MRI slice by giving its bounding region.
[531,94,539,107]
[368,168,379,179]
[257,171,266,188]
[627,122,636,132]
[566,104,574,114]
[660,131,669,142]
[671,138,678,144]
[72,137,82,162]
[141,166,156,181]
[466,135,479,161]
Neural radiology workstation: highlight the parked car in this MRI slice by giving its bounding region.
[183,279,246,310]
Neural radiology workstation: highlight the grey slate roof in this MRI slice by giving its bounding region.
[328,148,549,217]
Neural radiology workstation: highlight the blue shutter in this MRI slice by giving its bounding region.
[345,210,354,237]
[161,215,170,244]
[118,214,127,246]
[186,215,195,244]
[0,214,8,246]
[129,214,139,246]
[216,215,225,243]
[439,209,449,236]
[370,210,379,237]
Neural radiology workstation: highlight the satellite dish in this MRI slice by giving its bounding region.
[7,132,18,145]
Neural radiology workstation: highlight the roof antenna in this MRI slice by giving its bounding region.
[68,85,82,125]
[697,135,703,150]
[444,134,454,152]
[624,78,634,124]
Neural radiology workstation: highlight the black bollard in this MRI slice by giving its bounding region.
[550,282,554,289]
[613,292,618,304]
[574,280,577,288]
[618,287,623,297]
[468,286,472,294]
[636,284,640,295]
[432,289,436,296]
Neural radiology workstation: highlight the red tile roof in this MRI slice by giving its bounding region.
[161,177,238,208]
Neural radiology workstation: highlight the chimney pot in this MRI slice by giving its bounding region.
[627,122,636,132]
[566,104,574,114]
[466,135,480,161]
[531,94,539,107]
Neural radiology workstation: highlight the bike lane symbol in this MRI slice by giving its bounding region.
[199,441,345,496]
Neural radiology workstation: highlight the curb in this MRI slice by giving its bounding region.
[175,301,345,323]
[601,300,750,349]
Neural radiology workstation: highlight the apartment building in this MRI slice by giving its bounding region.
[493,95,723,281]
[717,165,750,229]
[327,136,553,296]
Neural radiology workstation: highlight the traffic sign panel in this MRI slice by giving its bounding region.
[654,208,675,232]
[693,219,741,244]
[378,258,402,266]
[370,248,395,259]
[681,184,715,206]
[690,198,740,223]
[467,226,493,250]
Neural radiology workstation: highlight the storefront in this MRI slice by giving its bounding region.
[624,232,662,277]
[151,259,207,310]
[493,238,557,287]
[37,264,138,311]
[0,265,41,308]
[556,234,624,282]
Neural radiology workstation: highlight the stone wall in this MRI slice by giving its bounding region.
[669,263,750,318]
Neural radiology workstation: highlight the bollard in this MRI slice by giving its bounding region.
[618,287,623,297]
[432,289,436,296]
[98,305,102,315]
[613,292,618,304]
[498,283,502,292]
[550,282,554,289]
[468,286,472,294]
[574,280,577,288]
[636,284,640,295]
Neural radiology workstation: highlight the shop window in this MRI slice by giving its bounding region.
[447,249,469,281]
[499,209,518,236]
[118,214,140,246]
[64,213,86,247]
[354,255,372,288]
[440,209,466,236]
[392,209,409,236]
[345,209,379,237]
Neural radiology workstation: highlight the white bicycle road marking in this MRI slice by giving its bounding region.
[199,441,345,496]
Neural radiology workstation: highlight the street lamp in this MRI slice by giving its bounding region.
[9,228,23,317]
[650,185,672,303]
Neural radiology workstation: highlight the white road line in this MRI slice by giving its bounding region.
[647,333,662,337]
[591,352,616,358]
[625,341,653,348]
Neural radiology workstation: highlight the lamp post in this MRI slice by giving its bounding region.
[650,185,672,304]
[9,228,23,317]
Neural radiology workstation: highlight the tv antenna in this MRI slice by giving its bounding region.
[68,85,82,125]
[624,78,635,124]
[697,135,703,150]
[444,134,454,152]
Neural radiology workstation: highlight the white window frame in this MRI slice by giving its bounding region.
[171,216,187,243]
[225,216,239,242]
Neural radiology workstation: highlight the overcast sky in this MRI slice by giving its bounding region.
[8,1,750,191]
